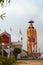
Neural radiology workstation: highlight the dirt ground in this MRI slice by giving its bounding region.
[16,60,43,65]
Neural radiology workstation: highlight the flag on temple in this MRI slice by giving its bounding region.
[19,29,22,35]
[10,27,12,32]
[21,37,23,40]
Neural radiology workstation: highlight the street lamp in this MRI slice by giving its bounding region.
[2,43,4,57]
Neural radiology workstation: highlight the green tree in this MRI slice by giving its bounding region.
[13,48,21,59]
[0,0,10,6]
[0,36,3,44]
[0,57,16,65]
[0,0,10,20]
[2,57,16,65]
[0,13,6,20]
[0,36,3,56]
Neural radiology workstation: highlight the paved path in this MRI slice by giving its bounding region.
[17,60,43,65]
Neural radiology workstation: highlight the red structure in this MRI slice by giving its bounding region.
[1,31,11,43]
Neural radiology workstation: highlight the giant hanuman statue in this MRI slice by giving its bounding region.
[27,20,37,55]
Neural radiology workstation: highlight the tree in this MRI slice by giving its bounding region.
[0,0,10,6]
[0,0,10,20]
[13,48,21,59]
[0,36,3,56]
[0,13,6,20]
[0,36,3,44]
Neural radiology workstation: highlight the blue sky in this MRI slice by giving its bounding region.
[0,0,43,52]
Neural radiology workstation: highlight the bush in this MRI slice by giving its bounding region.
[0,49,2,56]
[13,48,21,59]
[0,57,16,65]
[21,56,28,58]
[0,62,2,65]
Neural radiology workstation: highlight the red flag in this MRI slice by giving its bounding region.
[10,27,12,32]
[21,37,23,40]
[19,29,22,35]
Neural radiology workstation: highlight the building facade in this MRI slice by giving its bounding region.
[1,31,11,43]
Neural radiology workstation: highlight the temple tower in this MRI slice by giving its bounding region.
[27,20,37,55]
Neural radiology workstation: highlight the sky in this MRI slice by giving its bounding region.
[0,0,43,52]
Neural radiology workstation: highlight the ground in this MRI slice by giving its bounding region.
[16,60,43,65]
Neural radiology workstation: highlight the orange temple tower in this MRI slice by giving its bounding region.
[27,20,37,55]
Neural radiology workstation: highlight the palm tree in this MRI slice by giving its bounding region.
[0,13,6,20]
[0,0,10,20]
[0,0,10,6]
